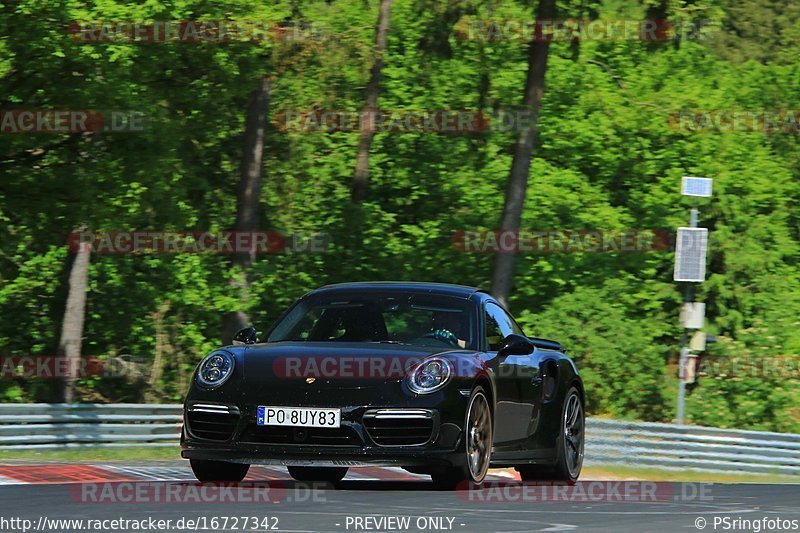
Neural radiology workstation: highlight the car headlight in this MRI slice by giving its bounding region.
[406,357,453,394]
[196,350,235,388]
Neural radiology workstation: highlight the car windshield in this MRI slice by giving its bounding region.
[267,292,476,350]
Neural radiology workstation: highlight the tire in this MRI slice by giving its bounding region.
[287,466,348,483]
[190,459,250,482]
[431,387,493,490]
[518,386,584,484]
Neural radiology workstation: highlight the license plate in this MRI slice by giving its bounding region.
[257,406,341,428]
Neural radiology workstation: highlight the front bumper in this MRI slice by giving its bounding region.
[181,386,471,468]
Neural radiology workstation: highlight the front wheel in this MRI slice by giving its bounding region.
[190,459,250,482]
[431,387,493,490]
[287,466,348,483]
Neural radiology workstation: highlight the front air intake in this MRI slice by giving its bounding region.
[185,404,239,441]
[363,409,436,446]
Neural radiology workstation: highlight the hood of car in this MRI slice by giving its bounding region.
[240,341,475,388]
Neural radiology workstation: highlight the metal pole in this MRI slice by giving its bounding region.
[676,208,699,425]
[676,284,692,425]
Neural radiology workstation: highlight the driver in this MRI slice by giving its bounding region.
[429,311,467,349]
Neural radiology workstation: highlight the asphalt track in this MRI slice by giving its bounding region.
[0,461,798,532]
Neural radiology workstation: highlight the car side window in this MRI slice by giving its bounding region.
[484,302,524,351]
[484,307,505,352]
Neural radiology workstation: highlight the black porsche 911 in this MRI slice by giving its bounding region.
[181,282,585,488]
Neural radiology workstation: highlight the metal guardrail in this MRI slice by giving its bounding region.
[1,404,798,476]
[0,403,182,449]
[584,418,800,476]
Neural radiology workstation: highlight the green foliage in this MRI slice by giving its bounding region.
[517,277,674,421]
[0,0,798,431]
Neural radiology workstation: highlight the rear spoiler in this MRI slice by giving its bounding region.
[530,337,563,351]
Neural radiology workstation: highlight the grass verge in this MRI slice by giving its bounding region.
[0,446,181,461]
[579,464,800,483]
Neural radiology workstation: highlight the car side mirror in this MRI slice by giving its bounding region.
[499,334,534,356]
[233,326,258,346]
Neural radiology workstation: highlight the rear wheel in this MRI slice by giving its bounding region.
[190,459,250,482]
[287,466,348,483]
[431,387,493,490]
[517,386,584,483]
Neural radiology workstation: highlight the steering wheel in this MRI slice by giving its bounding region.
[423,329,459,347]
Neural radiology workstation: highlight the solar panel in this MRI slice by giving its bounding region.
[674,227,708,282]
[681,177,713,197]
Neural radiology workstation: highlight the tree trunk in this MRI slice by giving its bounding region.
[350,0,392,203]
[145,302,170,403]
[58,237,91,403]
[222,77,271,344]
[490,0,555,307]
